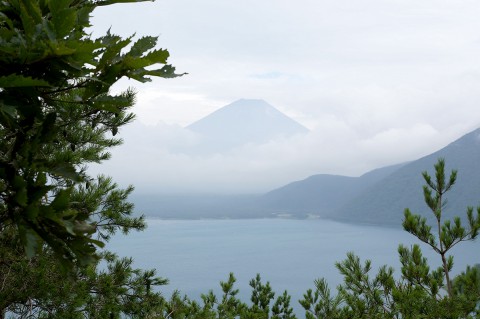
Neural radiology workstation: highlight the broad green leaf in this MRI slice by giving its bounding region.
[40,205,58,221]
[47,0,72,13]
[50,188,72,211]
[19,0,42,37]
[63,220,77,235]
[39,112,57,141]
[0,103,17,128]
[129,36,158,57]
[87,237,106,248]
[74,38,102,54]
[76,5,94,27]
[123,49,170,70]
[41,19,57,43]
[25,205,40,219]
[0,103,16,117]
[29,185,53,203]
[49,163,81,181]
[12,175,27,189]
[0,74,51,87]
[144,48,170,64]
[142,64,181,80]
[19,226,41,258]
[47,41,77,57]
[96,0,152,6]
[98,33,132,68]
[74,221,97,235]
[127,65,180,82]
[122,55,152,70]
[52,8,77,38]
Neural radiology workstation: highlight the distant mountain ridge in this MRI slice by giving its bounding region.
[257,163,405,216]
[328,128,480,226]
[186,99,309,153]
[136,127,480,227]
[260,128,480,225]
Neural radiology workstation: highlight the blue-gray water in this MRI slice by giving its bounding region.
[108,218,478,313]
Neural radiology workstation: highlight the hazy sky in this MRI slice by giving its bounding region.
[89,1,480,194]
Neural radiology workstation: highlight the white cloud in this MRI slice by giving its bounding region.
[88,1,480,193]
[89,120,467,194]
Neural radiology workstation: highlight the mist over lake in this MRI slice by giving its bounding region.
[108,218,479,313]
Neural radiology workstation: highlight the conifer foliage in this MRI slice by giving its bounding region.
[298,158,480,318]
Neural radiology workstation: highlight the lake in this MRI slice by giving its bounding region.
[107,218,479,313]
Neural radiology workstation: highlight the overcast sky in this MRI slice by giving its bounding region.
[89,1,480,194]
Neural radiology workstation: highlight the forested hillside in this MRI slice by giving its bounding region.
[331,128,480,226]
[258,163,405,217]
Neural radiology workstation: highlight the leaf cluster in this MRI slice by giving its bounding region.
[0,0,184,317]
[0,0,182,266]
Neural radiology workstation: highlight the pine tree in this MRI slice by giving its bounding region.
[299,158,480,318]
[403,158,480,297]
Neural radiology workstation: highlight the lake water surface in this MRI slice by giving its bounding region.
[108,218,478,312]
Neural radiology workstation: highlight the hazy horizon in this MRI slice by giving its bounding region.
[88,1,480,194]
[87,98,472,195]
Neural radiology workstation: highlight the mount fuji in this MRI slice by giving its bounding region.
[186,99,309,153]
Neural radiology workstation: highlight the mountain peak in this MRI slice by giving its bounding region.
[186,99,309,152]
